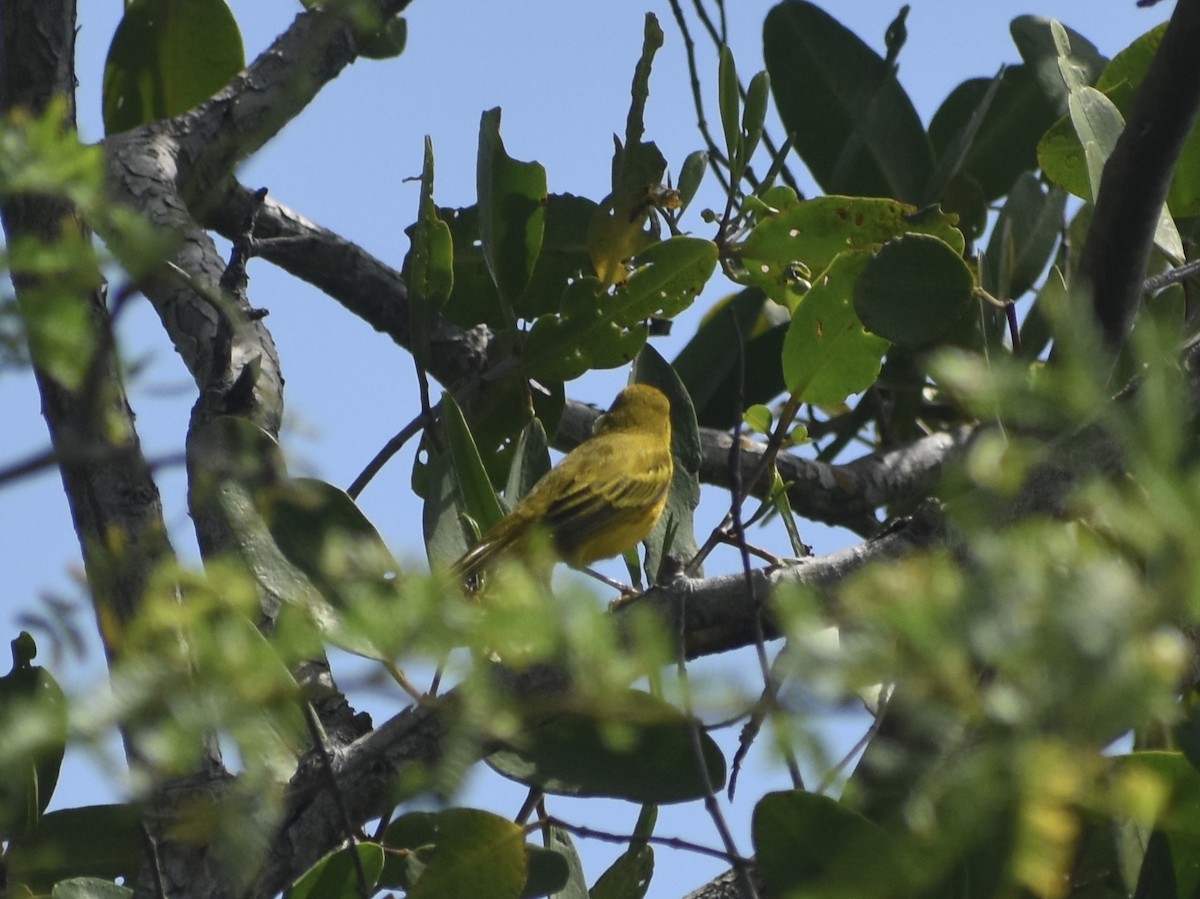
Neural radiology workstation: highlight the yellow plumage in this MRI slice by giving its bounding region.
[452,384,673,581]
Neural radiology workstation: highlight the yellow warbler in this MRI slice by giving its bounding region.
[453,384,673,580]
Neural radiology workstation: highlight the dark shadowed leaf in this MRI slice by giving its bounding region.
[764,1,933,202]
[853,234,975,349]
[983,173,1067,300]
[633,345,702,580]
[478,108,547,306]
[0,633,66,841]
[408,808,527,899]
[673,288,787,430]
[6,804,142,894]
[589,843,653,899]
[102,0,244,134]
[488,690,726,803]
[753,791,919,898]
[928,66,1060,203]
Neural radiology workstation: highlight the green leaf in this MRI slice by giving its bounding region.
[188,420,379,663]
[742,71,771,167]
[1132,831,1176,899]
[102,0,245,134]
[0,633,66,840]
[737,195,963,309]
[51,878,134,899]
[1092,23,1200,217]
[523,237,714,382]
[288,843,385,899]
[625,14,664,150]
[487,690,726,804]
[589,142,668,287]
[928,66,1059,203]
[545,826,589,899]
[589,843,653,899]
[633,345,703,581]
[753,791,918,898]
[523,278,649,382]
[854,234,975,349]
[617,236,718,322]
[6,804,142,894]
[505,418,551,506]
[416,439,473,571]
[743,404,773,435]
[441,392,507,534]
[435,204,505,328]
[1036,86,1131,203]
[763,1,933,202]
[408,137,454,372]
[517,194,599,321]
[7,234,102,390]
[358,15,407,60]
[436,195,595,328]
[781,251,889,403]
[409,809,527,899]
[1115,753,1200,898]
[1010,16,1106,115]
[983,173,1067,300]
[718,46,742,166]
[259,479,403,661]
[1035,23,1200,217]
[1038,22,1184,263]
[523,845,572,899]
[1068,86,1126,201]
[477,108,548,306]
[676,151,708,215]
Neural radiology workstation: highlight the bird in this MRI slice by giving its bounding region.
[452,383,674,582]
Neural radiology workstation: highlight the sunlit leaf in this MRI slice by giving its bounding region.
[477,108,547,306]
[782,251,889,403]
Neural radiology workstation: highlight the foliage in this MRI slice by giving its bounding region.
[4,1,1200,899]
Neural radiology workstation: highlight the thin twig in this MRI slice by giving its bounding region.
[383,660,427,704]
[724,315,802,797]
[1145,257,1200,294]
[666,0,732,194]
[347,408,431,499]
[816,689,890,796]
[673,542,759,899]
[535,816,751,866]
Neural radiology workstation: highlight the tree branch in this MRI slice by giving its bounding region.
[201,180,491,391]
[177,0,415,205]
[0,0,175,649]
[556,399,978,535]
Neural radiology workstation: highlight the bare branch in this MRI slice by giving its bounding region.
[0,0,175,645]
[176,0,415,203]
[201,180,490,391]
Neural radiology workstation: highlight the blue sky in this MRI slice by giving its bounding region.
[0,1,1173,895]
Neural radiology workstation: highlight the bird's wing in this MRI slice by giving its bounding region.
[542,437,672,562]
